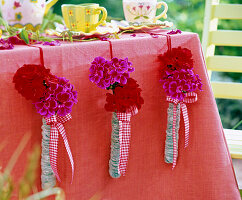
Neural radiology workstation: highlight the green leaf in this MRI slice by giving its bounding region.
[40,19,49,32]
[67,30,73,42]
[134,16,140,20]
[232,120,242,130]
[39,36,53,42]
[143,16,149,19]
[0,17,9,30]
[19,29,29,44]
[26,187,65,200]
[53,15,64,24]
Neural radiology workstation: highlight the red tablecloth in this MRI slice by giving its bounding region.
[0,31,240,199]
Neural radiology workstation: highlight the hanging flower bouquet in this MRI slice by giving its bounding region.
[89,57,144,178]
[13,64,77,189]
[159,46,202,169]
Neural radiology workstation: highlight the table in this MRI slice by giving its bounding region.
[0,31,240,199]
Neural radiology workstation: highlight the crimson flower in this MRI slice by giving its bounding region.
[13,64,56,102]
[159,46,194,77]
[105,78,144,113]
[8,35,29,45]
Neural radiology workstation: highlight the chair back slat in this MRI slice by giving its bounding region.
[210,30,242,46]
[213,4,242,19]
[203,1,242,159]
[211,82,242,99]
[202,0,242,100]
[207,56,242,72]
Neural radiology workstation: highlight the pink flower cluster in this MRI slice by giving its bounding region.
[34,77,78,117]
[161,69,202,100]
[89,57,135,89]
[0,39,14,50]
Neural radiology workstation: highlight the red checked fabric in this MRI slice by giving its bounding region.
[182,92,198,147]
[116,106,138,176]
[45,114,74,182]
[167,92,198,169]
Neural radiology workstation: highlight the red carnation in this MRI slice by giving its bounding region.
[159,46,194,77]
[105,78,144,113]
[13,64,56,102]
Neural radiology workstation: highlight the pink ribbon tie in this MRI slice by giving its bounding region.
[116,106,138,176]
[166,92,197,169]
[45,113,74,183]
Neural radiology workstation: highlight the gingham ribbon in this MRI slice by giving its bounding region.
[166,92,197,169]
[45,113,74,182]
[116,106,138,176]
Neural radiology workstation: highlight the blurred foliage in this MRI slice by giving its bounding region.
[216,99,242,129]
[0,134,65,200]
[40,9,64,32]
[19,145,40,199]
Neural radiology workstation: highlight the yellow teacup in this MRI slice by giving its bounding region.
[61,3,107,33]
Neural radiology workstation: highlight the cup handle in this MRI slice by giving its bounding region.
[154,1,168,23]
[45,0,59,15]
[95,7,107,27]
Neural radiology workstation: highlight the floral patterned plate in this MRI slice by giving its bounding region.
[111,20,173,31]
[45,22,120,38]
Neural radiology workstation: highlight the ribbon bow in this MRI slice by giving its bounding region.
[45,113,74,182]
[166,92,197,169]
[116,106,138,176]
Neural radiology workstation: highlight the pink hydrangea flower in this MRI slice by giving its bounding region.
[89,56,135,89]
[161,69,202,100]
[34,77,77,117]
[35,98,57,117]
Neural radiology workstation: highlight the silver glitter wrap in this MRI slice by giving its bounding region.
[41,118,56,189]
[164,103,181,163]
[109,112,121,178]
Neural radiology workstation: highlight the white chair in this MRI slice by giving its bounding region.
[202,0,242,159]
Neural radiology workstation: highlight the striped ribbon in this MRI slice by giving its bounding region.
[45,114,74,183]
[116,106,138,176]
[166,92,197,169]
